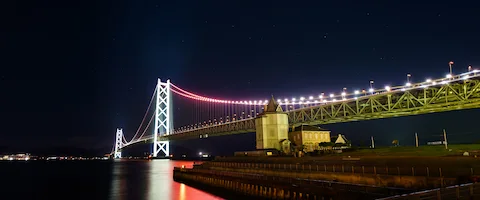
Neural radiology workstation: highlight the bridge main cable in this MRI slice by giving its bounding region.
[127,86,157,143]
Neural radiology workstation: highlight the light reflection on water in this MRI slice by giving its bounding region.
[110,160,224,200]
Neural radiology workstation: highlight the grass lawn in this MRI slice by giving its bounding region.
[337,144,480,157]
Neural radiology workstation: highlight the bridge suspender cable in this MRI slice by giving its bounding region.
[128,87,157,143]
[132,113,155,142]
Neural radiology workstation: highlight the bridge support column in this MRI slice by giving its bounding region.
[114,128,123,159]
[154,141,169,157]
[153,79,172,157]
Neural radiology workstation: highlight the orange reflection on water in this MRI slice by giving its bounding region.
[179,183,186,200]
[109,159,223,200]
[149,160,223,200]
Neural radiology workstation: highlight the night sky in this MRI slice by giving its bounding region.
[2,1,480,155]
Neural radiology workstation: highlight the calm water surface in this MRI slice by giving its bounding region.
[0,160,224,200]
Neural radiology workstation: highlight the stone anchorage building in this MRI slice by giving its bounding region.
[289,125,331,152]
[243,96,344,156]
[254,96,289,152]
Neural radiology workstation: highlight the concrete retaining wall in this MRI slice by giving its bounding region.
[208,166,456,189]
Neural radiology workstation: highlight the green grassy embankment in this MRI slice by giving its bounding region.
[330,144,480,157]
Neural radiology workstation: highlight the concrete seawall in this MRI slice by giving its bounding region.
[173,166,415,199]
[208,166,454,189]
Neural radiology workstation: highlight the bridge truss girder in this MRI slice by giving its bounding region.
[122,78,480,146]
[162,119,256,141]
[288,79,480,126]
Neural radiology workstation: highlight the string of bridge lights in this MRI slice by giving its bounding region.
[171,64,478,106]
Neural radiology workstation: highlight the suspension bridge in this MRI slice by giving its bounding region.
[112,69,480,159]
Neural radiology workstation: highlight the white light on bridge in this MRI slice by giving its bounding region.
[300,97,305,101]
[368,88,374,93]
[405,82,412,87]
[292,98,296,101]
[354,90,359,94]
[426,79,432,83]
[385,86,391,91]
[441,80,448,85]
[329,93,334,98]
[341,92,346,96]
[284,98,288,102]
[463,75,470,80]
[446,74,452,78]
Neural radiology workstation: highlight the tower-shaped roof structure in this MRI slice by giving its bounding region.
[264,95,283,113]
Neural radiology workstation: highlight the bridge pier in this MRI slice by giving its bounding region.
[114,128,123,159]
[154,141,170,157]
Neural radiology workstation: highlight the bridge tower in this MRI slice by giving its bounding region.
[255,96,289,150]
[114,128,123,159]
[153,79,171,157]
